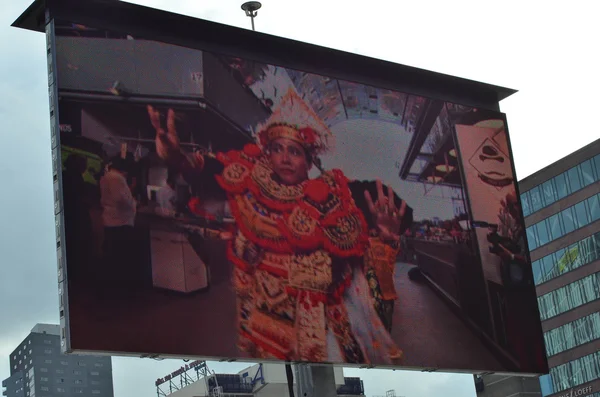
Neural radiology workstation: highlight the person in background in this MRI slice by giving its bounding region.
[99,157,137,286]
[62,154,93,281]
[156,173,178,217]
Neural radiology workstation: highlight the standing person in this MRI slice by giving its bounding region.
[62,154,93,281]
[147,89,413,364]
[156,173,178,217]
[99,157,137,286]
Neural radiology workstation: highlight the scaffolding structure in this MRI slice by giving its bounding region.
[156,361,217,397]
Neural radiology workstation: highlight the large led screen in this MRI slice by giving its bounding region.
[52,20,548,374]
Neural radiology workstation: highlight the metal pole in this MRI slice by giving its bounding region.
[250,15,255,31]
[295,365,337,397]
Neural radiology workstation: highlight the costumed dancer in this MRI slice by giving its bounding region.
[147,88,413,364]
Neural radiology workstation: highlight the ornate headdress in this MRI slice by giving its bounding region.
[255,88,334,157]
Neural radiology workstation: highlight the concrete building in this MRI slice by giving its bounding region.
[157,362,364,397]
[1,324,114,397]
[475,138,600,397]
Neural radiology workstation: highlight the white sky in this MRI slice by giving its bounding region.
[1,0,599,396]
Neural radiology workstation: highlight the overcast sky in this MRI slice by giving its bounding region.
[1,0,599,396]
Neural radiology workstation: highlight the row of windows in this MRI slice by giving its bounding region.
[38,386,97,394]
[550,350,600,393]
[37,368,101,376]
[39,377,84,385]
[532,231,600,285]
[521,153,600,217]
[537,272,600,321]
[526,193,600,251]
[544,312,600,356]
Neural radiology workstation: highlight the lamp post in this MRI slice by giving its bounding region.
[241,1,261,31]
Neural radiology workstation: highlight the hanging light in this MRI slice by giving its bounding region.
[449,148,457,158]
[436,164,456,173]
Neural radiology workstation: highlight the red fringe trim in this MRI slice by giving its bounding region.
[239,329,289,360]
[256,262,288,278]
[286,288,328,307]
[329,272,353,305]
[226,245,255,274]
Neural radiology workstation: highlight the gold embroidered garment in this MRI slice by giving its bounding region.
[216,146,371,362]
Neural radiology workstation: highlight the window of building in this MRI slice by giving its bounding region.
[43,340,52,345]
[580,159,596,187]
[91,380,100,386]
[77,361,86,367]
[521,156,600,217]
[94,363,104,368]
[43,359,51,364]
[92,390,101,394]
[90,371,100,376]
[56,369,64,374]
[544,312,600,356]
[74,380,83,385]
[40,387,49,392]
[40,368,48,373]
[526,193,600,251]
[538,272,600,320]
[40,377,49,382]
[56,387,65,393]
[43,349,52,355]
[521,192,531,216]
[550,350,600,393]
[60,360,68,366]
[532,231,600,286]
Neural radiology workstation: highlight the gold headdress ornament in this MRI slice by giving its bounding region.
[256,88,334,157]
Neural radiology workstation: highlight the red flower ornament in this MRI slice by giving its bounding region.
[304,179,330,203]
[243,143,262,157]
[299,127,317,145]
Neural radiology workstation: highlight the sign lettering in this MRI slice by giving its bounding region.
[155,360,207,386]
[557,386,593,397]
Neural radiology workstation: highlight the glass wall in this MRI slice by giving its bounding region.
[550,350,600,393]
[526,193,600,252]
[521,153,600,217]
[537,272,600,321]
[544,312,600,356]
[532,232,600,285]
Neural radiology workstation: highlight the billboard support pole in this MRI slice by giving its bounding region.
[295,365,337,397]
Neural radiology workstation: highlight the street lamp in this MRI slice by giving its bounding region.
[241,1,261,31]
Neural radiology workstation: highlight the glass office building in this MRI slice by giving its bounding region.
[519,138,600,397]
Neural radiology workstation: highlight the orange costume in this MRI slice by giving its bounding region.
[165,89,411,363]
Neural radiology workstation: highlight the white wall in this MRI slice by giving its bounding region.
[166,377,208,397]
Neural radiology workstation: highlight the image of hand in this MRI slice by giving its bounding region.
[147,105,205,168]
[364,180,407,241]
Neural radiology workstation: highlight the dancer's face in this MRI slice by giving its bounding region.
[269,138,310,185]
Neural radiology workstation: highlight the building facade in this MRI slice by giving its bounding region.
[518,138,600,397]
[1,324,114,397]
